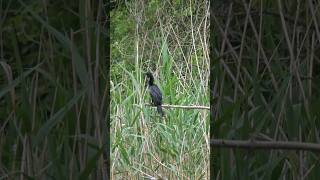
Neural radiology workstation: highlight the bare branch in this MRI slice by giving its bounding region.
[211,139,320,152]
[143,103,210,110]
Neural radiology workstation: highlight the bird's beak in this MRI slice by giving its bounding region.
[144,77,148,88]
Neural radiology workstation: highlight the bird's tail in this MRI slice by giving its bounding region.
[157,105,164,117]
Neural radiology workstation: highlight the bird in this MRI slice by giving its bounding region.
[145,72,164,116]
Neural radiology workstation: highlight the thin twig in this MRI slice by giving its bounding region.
[141,103,210,110]
[211,139,320,152]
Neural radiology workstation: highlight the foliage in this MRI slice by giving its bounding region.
[0,0,107,179]
[212,0,320,179]
[110,0,209,179]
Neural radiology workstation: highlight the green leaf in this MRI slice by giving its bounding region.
[33,87,87,146]
[0,63,42,99]
[18,0,88,87]
[79,145,105,180]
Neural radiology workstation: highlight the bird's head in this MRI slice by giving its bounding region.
[145,72,154,86]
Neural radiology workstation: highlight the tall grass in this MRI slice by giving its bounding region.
[111,0,209,179]
[212,0,320,179]
[0,0,108,179]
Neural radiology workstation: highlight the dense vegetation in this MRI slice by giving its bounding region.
[110,0,209,179]
[212,0,320,179]
[0,1,108,179]
[4,0,319,179]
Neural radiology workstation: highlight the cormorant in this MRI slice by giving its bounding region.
[145,72,164,116]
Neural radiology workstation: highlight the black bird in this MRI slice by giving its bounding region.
[145,72,164,116]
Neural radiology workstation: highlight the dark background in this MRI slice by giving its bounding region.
[0,0,109,179]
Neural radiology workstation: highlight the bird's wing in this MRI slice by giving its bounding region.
[149,85,162,104]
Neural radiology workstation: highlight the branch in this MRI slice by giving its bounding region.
[144,103,210,110]
[211,139,320,152]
